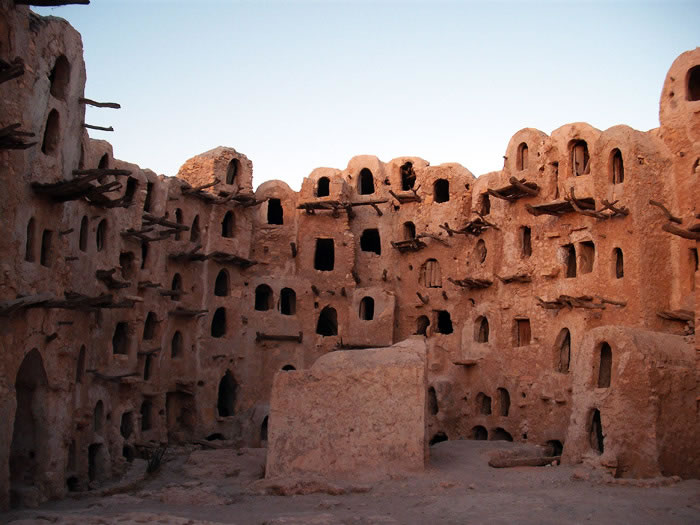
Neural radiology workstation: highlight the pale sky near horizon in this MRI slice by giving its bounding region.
[35,0,699,190]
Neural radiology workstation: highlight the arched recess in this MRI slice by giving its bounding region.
[358,168,375,195]
[316,306,338,336]
[49,55,70,100]
[217,371,237,417]
[316,177,330,197]
[215,269,229,297]
[221,211,234,238]
[556,328,571,373]
[10,349,49,503]
[474,316,489,343]
[190,215,200,243]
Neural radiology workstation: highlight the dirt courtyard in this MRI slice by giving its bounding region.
[2,440,699,525]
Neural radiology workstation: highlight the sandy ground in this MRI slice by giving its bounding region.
[3,440,700,524]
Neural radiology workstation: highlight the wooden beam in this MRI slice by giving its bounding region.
[83,123,113,132]
[649,200,682,224]
[79,97,120,109]
[256,331,303,343]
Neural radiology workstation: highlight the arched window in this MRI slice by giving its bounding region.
[112,322,129,355]
[41,109,60,155]
[316,177,330,197]
[497,388,510,416]
[403,221,416,240]
[140,399,152,431]
[597,342,612,388]
[143,312,157,340]
[491,428,513,441]
[360,228,381,255]
[79,216,88,252]
[40,229,53,267]
[282,364,296,371]
[120,412,133,439]
[359,296,375,320]
[474,316,489,343]
[49,55,70,100]
[76,345,86,384]
[267,198,283,225]
[517,142,528,171]
[171,331,183,358]
[316,306,338,336]
[428,386,438,415]
[611,148,624,184]
[96,219,107,252]
[98,153,109,170]
[358,168,375,195]
[520,226,532,258]
[217,371,237,417]
[260,416,269,443]
[25,218,35,262]
[556,328,571,373]
[93,401,104,433]
[211,307,226,338]
[255,284,273,311]
[471,426,488,440]
[571,140,590,176]
[215,269,229,297]
[190,215,200,243]
[433,179,449,203]
[280,288,296,315]
[143,354,153,381]
[476,392,491,415]
[686,65,700,101]
[221,211,234,238]
[613,248,624,278]
[589,409,604,453]
[416,315,430,335]
[226,158,239,185]
[420,258,442,288]
[171,273,182,300]
[400,162,416,190]
[174,208,183,240]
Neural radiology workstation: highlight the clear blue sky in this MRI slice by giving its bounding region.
[35,0,699,190]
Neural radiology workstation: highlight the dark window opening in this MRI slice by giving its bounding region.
[517,142,528,171]
[211,307,227,338]
[206,433,225,441]
[433,179,449,203]
[76,345,86,384]
[282,364,296,371]
[579,241,595,274]
[514,318,531,347]
[497,388,510,417]
[123,177,138,204]
[614,248,624,279]
[215,269,229,297]
[429,432,448,446]
[122,445,135,463]
[359,296,375,320]
[25,218,35,262]
[597,342,612,388]
[611,149,624,184]
[316,177,330,197]
[557,328,571,374]
[436,310,453,334]
[521,226,532,258]
[88,444,103,482]
[564,244,577,278]
[140,400,152,431]
[360,228,381,255]
[403,221,416,240]
[589,409,604,454]
[420,258,442,287]
[49,55,70,100]
[96,219,107,252]
[217,371,237,417]
[40,229,52,267]
[428,386,439,415]
[171,331,183,358]
[140,242,148,269]
[401,162,416,190]
[226,158,239,185]
[221,211,234,238]
[571,140,590,176]
[98,153,109,170]
[475,239,487,264]
[143,312,157,340]
[79,216,88,252]
[42,109,60,155]
[491,428,513,441]
[190,215,200,243]
[476,392,492,415]
[93,400,103,433]
[120,251,134,279]
[481,193,491,215]
[171,273,182,300]
[546,440,564,457]
[143,354,153,381]
[474,316,489,343]
[692,248,699,292]
[687,65,700,101]
[267,198,284,225]
[316,306,338,336]
[280,288,296,315]
[120,412,133,439]
[143,182,154,212]
[261,416,269,443]
[112,322,129,355]
[416,315,430,335]
[358,168,375,195]
[174,209,183,240]
[314,238,335,271]
[255,284,273,311]
[471,426,488,440]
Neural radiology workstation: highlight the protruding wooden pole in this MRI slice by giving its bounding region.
[79,97,121,109]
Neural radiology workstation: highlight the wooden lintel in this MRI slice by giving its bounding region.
[256,331,303,343]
